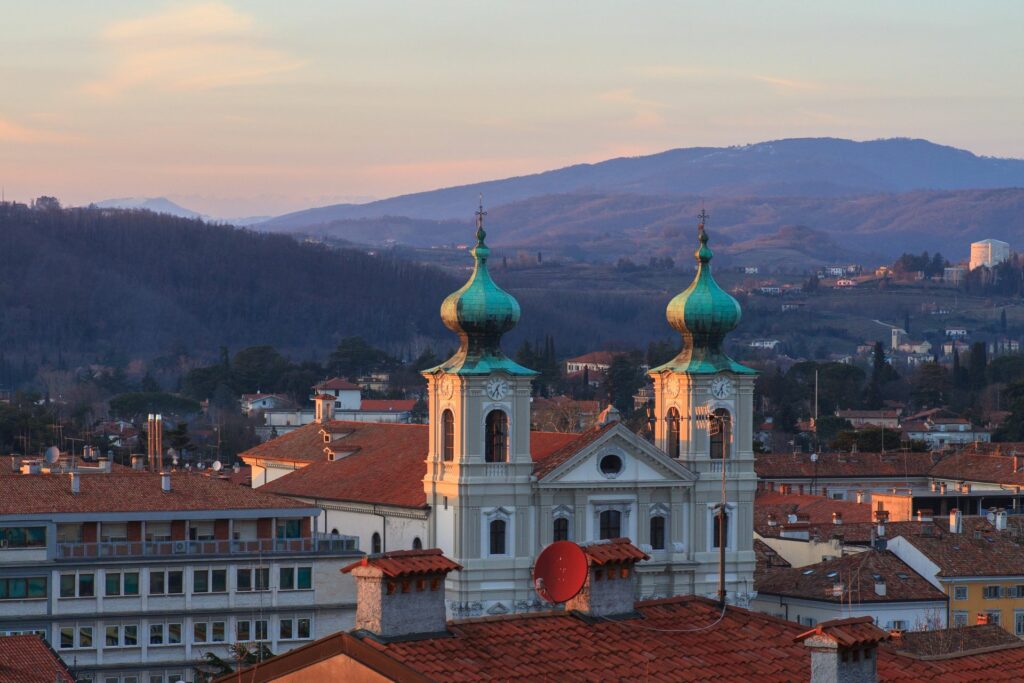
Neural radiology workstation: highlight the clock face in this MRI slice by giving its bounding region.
[666,375,681,398]
[439,376,454,399]
[485,378,510,401]
[710,376,733,400]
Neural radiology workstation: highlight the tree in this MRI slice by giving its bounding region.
[326,337,396,378]
[605,355,642,416]
[995,381,1024,441]
[831,428,901,452]
[232,346,289,393]
[1002,308,1008,333]
[910,363,950,409]
[864,342,898,409]
[814,415,853,445]
[968,342,988,391]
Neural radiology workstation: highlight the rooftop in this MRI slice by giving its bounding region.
[314,377,362,391]
[250,420,589,509]
[755,550,946,603]
[755,452,937,479]
[221,595,1024,682]
[754,491,875,541]
[889,624,1020,657]
[0,471,312,516]
[893,516,1024,579]
[0,635,74,683]
[341,549,462,578]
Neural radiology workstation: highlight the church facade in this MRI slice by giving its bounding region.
[243,205,756,618]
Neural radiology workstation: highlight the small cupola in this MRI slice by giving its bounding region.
[430,199,535,377]
[342,549,462,641]
[651,210,755,376]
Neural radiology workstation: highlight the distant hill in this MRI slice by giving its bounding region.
[277,188,1024,263]
[93,197,204,220]
[263,138,1024,229]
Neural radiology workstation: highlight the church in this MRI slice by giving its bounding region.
[241,205,757,618]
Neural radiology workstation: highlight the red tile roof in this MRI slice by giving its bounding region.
[755,492,874,540]
[566,351,618,365]
[756,452,937,479]
[0,635,74,683]
[795,616,889,648]
[893,516,1024,578]
[0,471,311,515]
[315,378,361,391]
[890,624,1019,657]
[342,549,462,578]
[753,539,792,577]
[580,538,649,566]
[531,422,616,479]
[359,399,416,412]
[251,421,590,509]
[929,451,1024,486]
[755,550,947,603]
[223,594,1024,682]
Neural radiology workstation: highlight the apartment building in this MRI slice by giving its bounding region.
[0,461,360,683]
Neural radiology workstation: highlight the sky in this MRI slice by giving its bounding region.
[1,1,1022,217]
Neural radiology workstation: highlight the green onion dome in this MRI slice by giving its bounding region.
[654,217,754,375]
[432,202,535,376]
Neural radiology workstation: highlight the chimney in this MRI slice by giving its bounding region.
[939,482,947,495]
[767,513,778,527]
[70,471,80,495]
[856,491,865,504]
[597,404,621,426]
[314,393,336,424]
[832,512,843,526]
[97,456,112,473]
[342,549,461,640]
[977,613,990,626]
[131,454,145,471]
[875,510,888,537]
[161,472,171,493]
[796,617,887,683]
[949,508,962,534]
[567,538,649,619]
[874,578,886,597]
[996,508,1008,531]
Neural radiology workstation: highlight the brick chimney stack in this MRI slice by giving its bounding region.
[566,538,649,619]
[342,549,461,640]
[795,616,888,683]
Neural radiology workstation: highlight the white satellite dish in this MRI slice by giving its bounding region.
[44,446,61,464]
[212,461,223,472]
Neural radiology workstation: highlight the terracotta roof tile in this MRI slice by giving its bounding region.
[755,492,875,541]
[889,624,1019,657]
[754,539,792,577]
[795,616,889,648]
[929,451,1024,486]
[253,421,589,509]
[532,422,615,479]
[0,471,311,515]
[359,399,416,412]
[0,635,74,683]
[315,378,361,390]
[341,549,462,578]
[893,516,1024,578]
[756,452,936,479]
[756,550,946,603]
[580,538,649,565]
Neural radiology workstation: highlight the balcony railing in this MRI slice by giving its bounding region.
[55,533,358,560]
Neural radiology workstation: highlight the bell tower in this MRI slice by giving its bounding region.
[649,209,757,604]
[422,198,538,617]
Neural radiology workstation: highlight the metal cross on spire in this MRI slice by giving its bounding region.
[475,193,488,244]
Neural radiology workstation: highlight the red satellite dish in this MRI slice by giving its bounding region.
[533,541,588,604]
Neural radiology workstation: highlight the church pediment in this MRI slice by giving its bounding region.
[536,423,696,486]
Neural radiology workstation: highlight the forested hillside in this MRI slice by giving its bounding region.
[0,203,676,387]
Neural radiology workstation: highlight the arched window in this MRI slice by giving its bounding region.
[371,532,381,554]
[599,510,621,540]
[650,516,666,550]
[412,537,423,550]
[713,510,729,549]
[441,409,455,462]
[710,409,732,460]
[485,410,509,463]
[553,517,569,542]
[666,408,680,459]
[489,519,507,555]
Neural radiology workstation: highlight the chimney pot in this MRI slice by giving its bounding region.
[131,455,145,471]
[949,508,962,534]
[161,472,171,493]
[832,512,843,525]
[70,471,80,495]
[996,509,1008,531]
[875,579,887,597]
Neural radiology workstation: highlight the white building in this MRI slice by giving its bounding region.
[753,549,947,631]
[969,238,1010,271]
[258,379,414,438]
[244,214,759,618]
[0,460,359,683]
